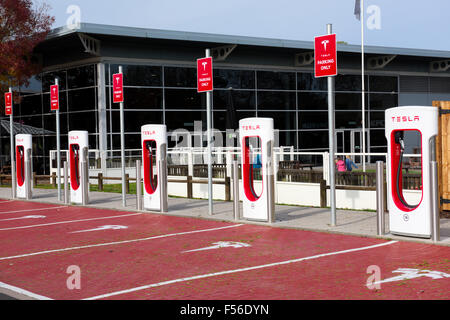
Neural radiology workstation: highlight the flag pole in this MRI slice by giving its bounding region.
[361,0,366,172]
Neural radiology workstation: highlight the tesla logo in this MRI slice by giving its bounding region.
[6,95,10,102]
[70,136,79,140]
[202,61,208,71]
[142,130,156,135]
[392,116,420,123]
[17,139,23,142]
[321,39,329,51]
[241,125,261,131]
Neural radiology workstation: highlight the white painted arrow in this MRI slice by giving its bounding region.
[182,241,251,253]
[70,225,128,234]
[0,215,46,221]
[368,268,450,287]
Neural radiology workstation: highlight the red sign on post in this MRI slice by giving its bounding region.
[50,84,59,110]
[197,57,213,92]
[113,73,124,103]
[4,92,12,115]
[314,33,337,78]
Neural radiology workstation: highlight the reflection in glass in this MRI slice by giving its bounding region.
[257,71,295,90]
[213,89,255,110]
[164,67,196,88]
[257,91,296,111]
[165,89,204,109]
[214,69,255,89]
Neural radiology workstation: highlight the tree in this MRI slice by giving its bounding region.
[0,0,54,100]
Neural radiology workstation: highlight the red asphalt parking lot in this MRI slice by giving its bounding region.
[0,198,449,300]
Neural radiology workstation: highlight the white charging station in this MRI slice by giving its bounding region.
[69,130,89,204]
[15,134,32,199]
[141,124,168,212]
[385,106,438,238]
[239,117,275,221]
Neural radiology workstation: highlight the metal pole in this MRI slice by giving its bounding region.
[206,49,213,215]
[232,160,240,220]
[159,150,168,213]
[430,161,440,242]
[376,161,385,235]
[25,149,32,200]
[136,159,142,211]
[119,66,126,207]
[81,146,89,206]
[81,161,86,206]
[9,87,16,199]
[55,79,61,201]
[266,140,275,224]
[361,0,366,172]
[327,23,337,227]
[63,161,69,204]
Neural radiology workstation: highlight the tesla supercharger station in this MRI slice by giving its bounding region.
[15,134,32,199]
[385,106,438,238]
[69,130,89,205]
[141,124,168,212]
[239,117,275,222]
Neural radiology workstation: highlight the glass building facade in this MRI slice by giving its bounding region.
[0,62,413,174]
[1,62,402,174]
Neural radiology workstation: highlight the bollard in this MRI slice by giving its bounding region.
[266,140,275,224]
[11,160,16,199]
[81,147,89,205]
[430,161,440,242]
[136,160,142,211]
[63,161,69,204]
[232,160,240,220]
[376,161,385,236]
[159,144,168,213]
[25,149,32,200]
[81,161,87,206]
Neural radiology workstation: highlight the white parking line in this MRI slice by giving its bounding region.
[0,212,143,231]
[0,224,243,261]
[0,206,67,215]
[0,215,46,222]
[0,200,15,204]
[0,281,53,300]
[83,240,398,300]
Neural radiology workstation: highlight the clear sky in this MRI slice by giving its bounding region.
[36,0,450,51]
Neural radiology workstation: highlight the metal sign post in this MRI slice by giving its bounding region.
[197,51,214,215]
[6,88,16,198]
[206,49,213,215]
[114,66,126,207]
[314,24,337,226]
[326,24,337,227]
[51,79,62,201]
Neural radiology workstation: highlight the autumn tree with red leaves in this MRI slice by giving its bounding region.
[0,0,54,99]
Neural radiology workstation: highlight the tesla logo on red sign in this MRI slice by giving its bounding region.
[113,73,124,103]
[314,33,337,78]
[50,85,59,110]
[392,116,420,123]
[197,57,213,92]
[241,125,261,131]
[4,92,12,115]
